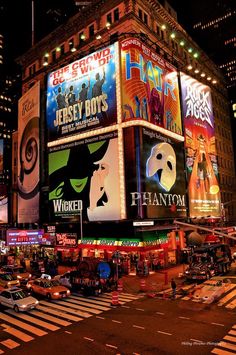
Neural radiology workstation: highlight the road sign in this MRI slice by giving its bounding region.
[133,221,154,226]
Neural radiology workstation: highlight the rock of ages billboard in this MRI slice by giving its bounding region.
[180,73,221,218]
[46,44,118,141]
[124,127,187,219]
[48,131,121,222]
[120,37,182,135]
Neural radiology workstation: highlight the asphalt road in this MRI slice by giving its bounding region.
[2,293,235,355]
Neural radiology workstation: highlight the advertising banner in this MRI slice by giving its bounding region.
[180,73,221,218]
[56,233,77,247]
[0,139,3,174]
[0,184,8,224]
[48,131,121,222]
[120,37,182,135]
[124,127,187,219]
[46,44,118,141]
[6,229,44,246]
[18,81,40,223]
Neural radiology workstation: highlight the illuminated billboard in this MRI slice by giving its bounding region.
[48,131,121,222]
[124,127,187,219]
[0,139,3,174]
[120,37,182,135]
[0,184,8,224]
[18,81,40,223]
[46,44,118,141]
[180,73,221,218]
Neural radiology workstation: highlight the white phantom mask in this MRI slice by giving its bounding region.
[146,142,176,191]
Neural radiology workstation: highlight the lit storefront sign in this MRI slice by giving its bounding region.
[6,229,44,246]
[56,233,77,247]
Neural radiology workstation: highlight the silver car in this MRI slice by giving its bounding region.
[0,287,39,312]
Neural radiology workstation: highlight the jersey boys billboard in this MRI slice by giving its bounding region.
[180,73,221,218]
[46,44,118,141]
[48,131,121,222]
[120,38,182,135]
[124,127,187,219]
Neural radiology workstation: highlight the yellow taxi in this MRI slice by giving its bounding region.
[26,277,70,300]
[1,265,32,284]
[0,272,20,289]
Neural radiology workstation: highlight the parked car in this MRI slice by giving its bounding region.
[26,277,70,299]
[0,286,39,312]
[192,280,226,304]
[1,265,32,284]
[0,272,20,289]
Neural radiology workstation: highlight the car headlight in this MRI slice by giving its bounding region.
[17,275,22,279]
[7,282,11,285]
[53,292,59,296]
[29,274,32,278]
[185,271,189,274]
[35,300,39,305]
[66,290,70,294]
[200,272,206,274]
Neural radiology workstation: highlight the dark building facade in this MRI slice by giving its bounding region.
[13,0,236,262]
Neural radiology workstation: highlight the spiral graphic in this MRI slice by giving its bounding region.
[18,116,39,199]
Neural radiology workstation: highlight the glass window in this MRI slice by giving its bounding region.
[89,24,95,37]
[114,8,119,22]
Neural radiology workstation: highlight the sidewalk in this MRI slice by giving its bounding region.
[57,264,186,295]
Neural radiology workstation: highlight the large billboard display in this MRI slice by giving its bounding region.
[46,44,118,141]
[0,184,8,224]
[48,131,121,222]
[124,127,187,219]
[18,81,40,223]
[0,139,3,174]
[120,37,182,135]
[180,73,221,218]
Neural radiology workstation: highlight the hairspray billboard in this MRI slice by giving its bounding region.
[124,127,187,219]
[48,131,121,222]
[0,184,8,223]
[180,73,221,218]
[46,44,118,141]
[18,81,40,223]
[120,37,182,135]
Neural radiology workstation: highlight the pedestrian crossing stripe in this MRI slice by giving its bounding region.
[0,292,141,354]
[211,326,236,354]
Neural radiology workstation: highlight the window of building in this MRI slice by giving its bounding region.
[89,24,95,37]
[29,64,36,76]
[107,12,112,25]
[138,8,148,25]
[52,50,56,62]
[78,32,86,45]
[114,8,119,22]
[69,38,75,51]
[60,44,65,55]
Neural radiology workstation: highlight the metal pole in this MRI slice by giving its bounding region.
[80,202,83,260]
[31,0,35,46]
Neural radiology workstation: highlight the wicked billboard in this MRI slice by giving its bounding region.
[120,37,182,135]
[48,131,121,222]
[180,73,221,218]
[124,127,187,219]
[46,44,118,141]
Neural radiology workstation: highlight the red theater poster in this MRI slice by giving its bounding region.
[120,37,182,135]
[180,73,221,218]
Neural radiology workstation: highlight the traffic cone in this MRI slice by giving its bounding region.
[111,291,120,306]
[140,279,147,292]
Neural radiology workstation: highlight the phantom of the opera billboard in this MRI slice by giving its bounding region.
[46,44,118,141]
[180,73,221,218]
[120,37,182,135]
[124,127,187,219]
[48,131,121,222]
[18,81,40,223]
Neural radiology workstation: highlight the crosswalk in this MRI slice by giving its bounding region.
[0,292,141,354]
[156,283,236,309]
[211,325,236,354]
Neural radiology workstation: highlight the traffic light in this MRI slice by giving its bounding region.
[178,230,186,249]
[167,231,177,250]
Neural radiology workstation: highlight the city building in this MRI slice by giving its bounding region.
[12,0,236,266]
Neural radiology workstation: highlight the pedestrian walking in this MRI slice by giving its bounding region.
[171,278,177,299]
